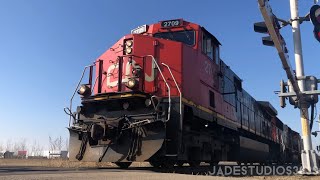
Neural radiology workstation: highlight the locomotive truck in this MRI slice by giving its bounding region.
[65,19,301,168]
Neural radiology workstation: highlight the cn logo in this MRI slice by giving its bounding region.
[106,59,155,87]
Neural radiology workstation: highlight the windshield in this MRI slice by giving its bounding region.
[154,30,195,46]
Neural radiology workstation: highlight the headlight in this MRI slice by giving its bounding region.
[77,84,91,97]
[126,79,137,89]
[125,47,132,54]
[124,39,133,55]
[125,40,133,47]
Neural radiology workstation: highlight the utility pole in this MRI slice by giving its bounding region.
[256,0,320,175]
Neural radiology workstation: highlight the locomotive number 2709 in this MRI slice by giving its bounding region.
[161,20,181,27]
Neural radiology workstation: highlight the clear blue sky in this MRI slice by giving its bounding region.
[0,0,319,149]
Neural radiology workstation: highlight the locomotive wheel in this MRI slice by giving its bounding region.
[210,161,219,166]
[176,162,184,167]
[188,161,201,167]
[149,160,161,168]
[114,162,132,169]
[160,161,175,169]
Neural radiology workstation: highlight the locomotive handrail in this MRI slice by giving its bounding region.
[161,63,182,129]
[145,55,171,122]
[91,76,99,94]
[68,63,95,127]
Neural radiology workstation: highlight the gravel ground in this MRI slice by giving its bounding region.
[0,159,319,180]
[0,159,117,168]
[1,171,320,180]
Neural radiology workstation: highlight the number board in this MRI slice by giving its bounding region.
[131,25,148,34]
[161,19,182,28]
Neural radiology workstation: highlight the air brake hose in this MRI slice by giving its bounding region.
[75,132,89,161]
[98,140,113,162]
[75,124,92,161]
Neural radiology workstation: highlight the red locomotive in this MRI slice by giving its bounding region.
[66,19,301,168]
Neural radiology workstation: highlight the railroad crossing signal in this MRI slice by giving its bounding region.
[254,22,274,46]
[257,0,320,174]
[310,5,320,42]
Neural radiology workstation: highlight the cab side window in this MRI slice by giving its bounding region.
[202,33,213,59]
[202,31,220,65]
[215,46,220,65]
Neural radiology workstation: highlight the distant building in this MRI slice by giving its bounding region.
[49,150,68,159]
[60,151,68,159]
[4,151,14,159]
[17,151,27,159]
[28,150,68,159]
[27,150,47,159]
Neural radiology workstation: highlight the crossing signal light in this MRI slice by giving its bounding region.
[310,5,320,42]
[254,22,268,33]
[254,22,275,46]
[254,16,283,48]
[314,28,320,42]
[280,80,287,108]
[262,36,274,46]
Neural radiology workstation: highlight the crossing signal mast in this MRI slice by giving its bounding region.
[255,0,320,175]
